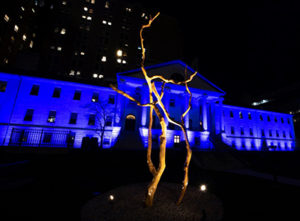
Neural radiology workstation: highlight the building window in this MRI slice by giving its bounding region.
[69,113,78,124]
[194,137,200,145]
[287,118,290,124]
[101,56,107,62]
[281,118,284,123]
[267,116,271,122]
[92,92,99,102]
[103,138,110,145]
[275,117,278,123]
[60,28,66,35]
[30,84,39,95]
[230,111,234,118]
[4,14,9,22]
[73,90,81,100]
[261,129,265,137]
[108,95,115,104]
[240,127,244,135]
[43,133,52,143]
[250,128,253,136]
[47,111,56,123]
[283,131,286,138]
[88,114,96,125]
[269,130,272,137]
[260,114,263,121]
[14,25,19,32]
[52,87,61,98]
[239,112,243,119]
[231,126,235,135]
[174,135,180,144]
[170,99,175,107]
[276,130,279,137]
[0,81,7,92]
[105,116,112,126]
[248,112,252,120]
[24,109,34,121]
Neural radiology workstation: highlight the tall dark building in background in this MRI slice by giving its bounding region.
[0,0,183,84]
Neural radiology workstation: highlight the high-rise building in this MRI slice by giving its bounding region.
[0,0,184,85]
[0,0,40,73]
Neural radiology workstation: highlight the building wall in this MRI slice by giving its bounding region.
[0,72,121,148]
[0,71,296,150]
[222,105,295,151]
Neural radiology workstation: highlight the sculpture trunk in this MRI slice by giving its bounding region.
[145,120,167,207]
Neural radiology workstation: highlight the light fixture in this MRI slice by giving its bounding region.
[200,184,207,192]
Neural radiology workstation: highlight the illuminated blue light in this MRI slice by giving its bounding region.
[0,60,296,151]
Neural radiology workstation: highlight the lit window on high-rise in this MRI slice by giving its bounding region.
[101,56,107,62]
[14,25,19,32]
[108,21,112,26]
[32,8,35,13]
[117,58,122,63]
[60,28,66,35]
[87,16,92,20]
[126,8,132,12]
[98,74,104,79]
[57,46,62,51]
[29,41,34,48]
[80,51,85,55]
[69,70,75,76]
[84,7,88,11]
[93,73,98,78]
[21,6,25,11]
[105,1,109,8]
[102,20,107,24]
[116,49,123,57]
[62,1,67,5]
[91,0,95,4]
[22,34,27,41]
[122,60,126,64]
[4,14,9,22]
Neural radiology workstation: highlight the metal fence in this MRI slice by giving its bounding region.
[8,128,75,148]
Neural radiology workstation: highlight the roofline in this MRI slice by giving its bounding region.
[117,60,226,95]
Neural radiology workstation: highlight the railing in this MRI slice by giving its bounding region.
[8,128,75,148]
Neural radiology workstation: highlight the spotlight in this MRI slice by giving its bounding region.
[200,184,207,192]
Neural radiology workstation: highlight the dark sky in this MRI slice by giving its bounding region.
[135,0,300,106]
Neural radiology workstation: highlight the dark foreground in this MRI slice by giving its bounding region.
[1,147,300,221]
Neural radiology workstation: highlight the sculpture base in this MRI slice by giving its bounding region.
[81,182,223,221]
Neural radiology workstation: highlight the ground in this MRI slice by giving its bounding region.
[1,147,300,220]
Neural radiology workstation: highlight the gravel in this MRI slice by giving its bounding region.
[81,182,223,221]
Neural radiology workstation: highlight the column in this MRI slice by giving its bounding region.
[163,86,171,127]
[219,97,225,133]
[183,91,190,129]
[202,95,208,131]
[140,84,148,127]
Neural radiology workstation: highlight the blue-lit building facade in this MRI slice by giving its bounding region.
[0,60,296,150]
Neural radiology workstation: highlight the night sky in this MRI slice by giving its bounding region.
[135,0,300,106]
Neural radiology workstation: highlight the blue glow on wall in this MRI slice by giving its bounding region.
[0,60,297,151]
